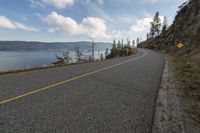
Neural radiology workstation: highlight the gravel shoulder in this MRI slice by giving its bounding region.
[152,57,200,133]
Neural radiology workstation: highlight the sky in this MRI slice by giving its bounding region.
[0,0,186,43]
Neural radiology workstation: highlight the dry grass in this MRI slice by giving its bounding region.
[170,51,200,123]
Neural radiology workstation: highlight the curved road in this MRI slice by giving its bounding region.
[0,49,164,133]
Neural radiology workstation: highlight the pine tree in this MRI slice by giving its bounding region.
[117,40,121,50]
[105,48,109,57]
[154,11,162,36]
[121,38,124,47]
[162,16,168,33]
[100,53,104,60]
[127,38,131,47]
[136,37,140,45]
[53,51,71,65]
[75,47,82,62]
[147,33,150,39]
[132,40,135,47]
[113,39,116,48]
[149,11,162,38]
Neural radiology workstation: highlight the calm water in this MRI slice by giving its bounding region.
[0,50,105,72]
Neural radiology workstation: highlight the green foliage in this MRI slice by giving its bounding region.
[100,53,104,60]
[106,39,137,59]
[53,51,72,65]
[149,11,162,38]
[75,47,82,62]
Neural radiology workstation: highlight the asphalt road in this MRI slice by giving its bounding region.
[0,49,165,133]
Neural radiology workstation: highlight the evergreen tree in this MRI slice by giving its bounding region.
[53,51,71,65]
[162,16,168,33]
[147,33,150,39]
[154,11,162,36]
[75,47,82,62]
[136,37,140,45]
[127,38,131,47]
[132,40,135,47]
[121,38,124,47]
[105,48,109,57]
[149,11,162,38]
[113,39,116,48]
[100,53,104,60]
[117,40,121,50]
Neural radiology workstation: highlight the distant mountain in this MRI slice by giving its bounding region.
[0,41,112,52]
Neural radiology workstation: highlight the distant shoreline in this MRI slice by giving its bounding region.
[0,50,138,76]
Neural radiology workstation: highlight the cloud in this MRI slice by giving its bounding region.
[30,0,45,8]
[0,16,38,32]
[148,0,157,4]
[85,0,104,5]
[128,16,164,41]
[44,12,108,38]
[129,17,153,33]
[42,0,74,9]
[96,0,104,5]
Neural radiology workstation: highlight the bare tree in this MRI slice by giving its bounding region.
[90,38,95,61]
[75,47,82,62]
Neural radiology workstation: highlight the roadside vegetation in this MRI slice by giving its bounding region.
[106,39,137,59]
[137,0,200,125]
[52,39,138,66]
[170,51,200,123]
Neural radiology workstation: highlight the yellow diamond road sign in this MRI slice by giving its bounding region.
[177,42,184,49]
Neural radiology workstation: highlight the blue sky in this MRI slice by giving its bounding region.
[0,0,186,42]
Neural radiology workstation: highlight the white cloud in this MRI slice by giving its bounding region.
[44,12,108,38]
[85,0,104,5]
[129,18,152,33]
[0,16,38,32]
[148,0,157,4]
[0,16,16,29]
[127,16,164,41]
[96,0,104,5]
[41,0,74,9]
[30,0,45,8]
[80,17,107,38]
[30,0,74,9]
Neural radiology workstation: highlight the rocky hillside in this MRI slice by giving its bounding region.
[138,0,200,128]
[138,0,200,54]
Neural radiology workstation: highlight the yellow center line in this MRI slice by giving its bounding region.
[0,52,146,105]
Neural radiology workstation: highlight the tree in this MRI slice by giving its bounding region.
[149,11,162,38]
[127,38,131,47]
[105,48,109,57]
[162,16,168,33]
[90,38,95,61]
[154,11,162,36]
[53,51,71,65]
[132,40,135,47]
[113,39,116,48]
[75,47,82,62]
[147,33,150,39]
[117,40,121,50]
[136,37,140,45]
[121,38,124,47]
[100,53,104,60]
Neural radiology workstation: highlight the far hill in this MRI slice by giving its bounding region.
[0,41,112,52]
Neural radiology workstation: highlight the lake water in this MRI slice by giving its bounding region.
[0,50,106,72]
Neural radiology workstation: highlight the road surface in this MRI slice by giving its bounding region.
[0,49,164,133]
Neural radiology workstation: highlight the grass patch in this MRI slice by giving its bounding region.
[184,103,200,123]
[170,51,200,123]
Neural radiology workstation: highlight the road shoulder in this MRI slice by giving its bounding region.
[152,58,185,133]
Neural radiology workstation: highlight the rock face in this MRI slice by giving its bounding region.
[138,0,200,54]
